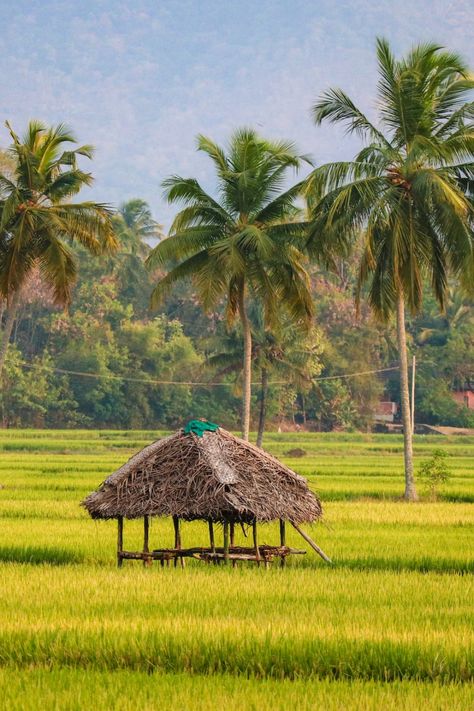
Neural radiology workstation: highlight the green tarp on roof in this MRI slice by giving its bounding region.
[183,419,219,437]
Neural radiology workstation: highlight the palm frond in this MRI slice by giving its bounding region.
[196,135,229,175]
[312,87,391,147]
[36,235,77,304]
[149,250,212,309]
[44,203,116,253]
[146,226,216,269]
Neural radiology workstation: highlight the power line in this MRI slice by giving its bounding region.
[312,366,399,381]
[8,358,400,387]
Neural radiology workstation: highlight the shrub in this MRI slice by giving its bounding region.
[418,449,451,501]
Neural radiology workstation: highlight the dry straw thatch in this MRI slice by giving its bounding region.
[82,426,322,525]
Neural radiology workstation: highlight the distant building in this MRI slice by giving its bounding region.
[452,390,474,410]
[374,400,398,423]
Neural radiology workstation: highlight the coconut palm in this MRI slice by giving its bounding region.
[109,200,163,311]
[117,198,164,253]
[207,303,322,446]
[0,120,116,373]
[306,39,474,500]
[414,287,473,346]
[146,128,313,440]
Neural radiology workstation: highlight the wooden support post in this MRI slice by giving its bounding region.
[143,515,151,567]
[179,518,185,568]
[209,519,216,564]
[208,519,215,553]
[223,521,230,564]
[117,516,123,568]
[290,521,332,564]
[279,519,286,568]
[230,522,236,568]
[173,515,185,569]
[253,521,261,565]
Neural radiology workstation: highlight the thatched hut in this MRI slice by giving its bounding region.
[83,421,330,567]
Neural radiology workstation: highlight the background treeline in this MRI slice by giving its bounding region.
[1,197,472,430]
[1,40,473,450]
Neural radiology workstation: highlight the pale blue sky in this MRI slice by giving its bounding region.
[1,0,473,226]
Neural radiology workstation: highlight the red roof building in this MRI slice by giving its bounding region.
[452,390,474,410]
[374,401,398,422]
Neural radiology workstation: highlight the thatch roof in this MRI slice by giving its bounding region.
[82,426,322,524]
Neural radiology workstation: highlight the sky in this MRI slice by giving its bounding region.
[0,0,473,227]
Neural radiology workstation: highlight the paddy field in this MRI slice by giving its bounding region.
[0,430,472,710]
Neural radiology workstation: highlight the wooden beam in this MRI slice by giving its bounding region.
[117,516,123,568]
[290,521,332,564]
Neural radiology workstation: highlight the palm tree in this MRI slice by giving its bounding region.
[117,198,164,252]
[207,304,322,447]
[0,120,116,373]
[110,200,163,311]
[146,128,313,440]
[414,287,473,346]
[306,39,474,500]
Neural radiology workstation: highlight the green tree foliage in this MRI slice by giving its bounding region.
[309,270,388,430]
[0,347,80,427]
[48,277,202,428]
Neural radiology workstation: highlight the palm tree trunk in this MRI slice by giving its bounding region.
[0,290,22,376]
[256,367,269,448]
[238,283,252,441]
[396,291,417,501]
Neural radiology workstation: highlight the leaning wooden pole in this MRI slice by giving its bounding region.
[117,516,123,568]
[290,521,332,564]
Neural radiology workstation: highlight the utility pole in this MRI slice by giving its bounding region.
[411,355,416,433]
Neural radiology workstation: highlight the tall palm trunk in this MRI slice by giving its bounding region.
[396,290,417,501]
[256,367,269,448]
[0,290,22,376]
[238,284,252,441]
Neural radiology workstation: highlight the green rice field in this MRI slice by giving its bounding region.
[0,429,472,710]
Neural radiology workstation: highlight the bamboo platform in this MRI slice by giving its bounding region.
[118,545,306,567]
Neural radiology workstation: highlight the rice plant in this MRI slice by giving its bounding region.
[0,429,472,705]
